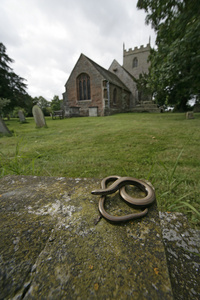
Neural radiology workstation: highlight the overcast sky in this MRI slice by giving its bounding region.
[0,0,156,101]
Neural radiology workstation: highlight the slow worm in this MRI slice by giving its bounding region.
[91,176,156,222]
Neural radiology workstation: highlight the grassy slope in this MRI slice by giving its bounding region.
[1,113,200,226]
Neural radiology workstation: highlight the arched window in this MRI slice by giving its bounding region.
[79,80,82,100]
[83,79,86,99]
[132,57,138,68]
[113,88,117,104]
[77,73,91,100]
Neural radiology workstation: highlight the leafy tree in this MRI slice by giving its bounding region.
[23,94,34,116]
[50,95,62,111]
[133,73,152,102]
[0,98,10,115]
[33,96,51,116]
[137,0,200,111]
[0,42,28,114]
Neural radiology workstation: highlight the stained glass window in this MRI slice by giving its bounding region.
[77,73,91,100]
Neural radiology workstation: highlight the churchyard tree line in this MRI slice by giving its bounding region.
[137,0,200,111]
[0,43,62,119]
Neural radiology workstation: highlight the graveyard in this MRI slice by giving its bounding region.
[0,112,200,299]
[0,0,199,296]
[0,112,199,228]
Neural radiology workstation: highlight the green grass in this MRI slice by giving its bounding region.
[0,113,200,227]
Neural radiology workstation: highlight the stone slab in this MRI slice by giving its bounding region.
[0,175,173,299]
[159,212,200,300]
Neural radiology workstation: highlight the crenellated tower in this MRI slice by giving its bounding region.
[123,43,151,79]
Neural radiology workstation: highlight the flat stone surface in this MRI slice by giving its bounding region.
[159,212,200,300]
[0,175,173,299]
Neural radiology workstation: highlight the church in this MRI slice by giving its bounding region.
[62,43,159,117]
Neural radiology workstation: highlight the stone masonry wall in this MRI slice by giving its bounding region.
[65,54,131,117]
[109,59,136,108]
[65,55,104,116]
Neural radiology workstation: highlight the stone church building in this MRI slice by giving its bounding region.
[62,43,159,117]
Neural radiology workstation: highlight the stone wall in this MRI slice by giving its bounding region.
[109,59,136,108]
[65,55,104,116]
[64,54,131,117]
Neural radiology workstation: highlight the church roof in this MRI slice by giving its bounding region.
[109,59,137,81]
[82,54,130,92]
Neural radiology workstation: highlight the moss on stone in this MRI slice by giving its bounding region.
[0,175,173,299]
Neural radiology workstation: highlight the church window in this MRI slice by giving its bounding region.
[79,80,82,100]
[83,80,86,99]
[87,78,91,99]
[77,73,91,100]
[103,80,107,87]
[113,88,117,104]
[132,57,138,68]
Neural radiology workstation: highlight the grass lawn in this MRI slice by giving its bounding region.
[1,112,200,227]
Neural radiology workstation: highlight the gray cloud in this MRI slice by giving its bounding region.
[0,0,155,100]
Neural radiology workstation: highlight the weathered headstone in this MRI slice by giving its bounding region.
[186,111,194,119]
[18,110,26,123]
[0,116,12,135]
[32,105,47,128]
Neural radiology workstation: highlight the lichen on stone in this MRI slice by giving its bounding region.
[0,175,174,299]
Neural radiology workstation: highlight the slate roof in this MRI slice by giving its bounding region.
[109,58,137,82]
[82,54,131,92]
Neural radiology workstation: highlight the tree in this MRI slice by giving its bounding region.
[50,95,62,111]
[0,42,29,114]
[0,98,10,115]
[133,73,152,102]
[137,0,200,111]
[33,96,51,116]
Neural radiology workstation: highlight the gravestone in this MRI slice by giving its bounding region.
[0,175,174,300]
[32,105,47,128]
[0,116,12,135]
[186,111,194,119]
[18,110,26,123]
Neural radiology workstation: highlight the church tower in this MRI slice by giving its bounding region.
[123,43,151,79]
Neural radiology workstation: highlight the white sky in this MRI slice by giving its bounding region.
[0,0,156,101]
